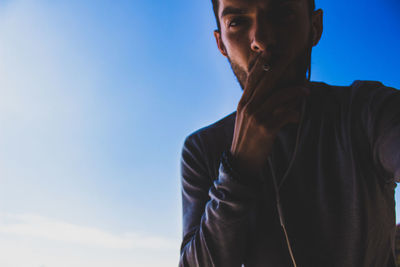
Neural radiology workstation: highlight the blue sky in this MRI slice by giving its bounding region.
[0,0,399,266]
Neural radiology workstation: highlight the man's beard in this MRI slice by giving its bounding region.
[227,45,312,91]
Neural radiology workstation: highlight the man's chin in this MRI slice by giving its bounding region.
[228,59,247,90]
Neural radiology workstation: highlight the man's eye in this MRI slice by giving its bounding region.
[228,18,246,28]
[229,20,239,27]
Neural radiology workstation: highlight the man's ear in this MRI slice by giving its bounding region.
[311,9,323,47]
[214,30,228,57]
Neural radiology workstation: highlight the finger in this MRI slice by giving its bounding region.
[273,98,303,115]
[251,86,309,115]
[254,96,303,125]
[266,108,301,133]
[245,56,273,101]
[246,59,292,107]
[239,55,265,108]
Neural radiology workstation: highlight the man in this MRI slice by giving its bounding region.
[179,0,400,266]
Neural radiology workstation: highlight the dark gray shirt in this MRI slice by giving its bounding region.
[179,81,400,267]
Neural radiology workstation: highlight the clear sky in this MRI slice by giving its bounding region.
[0,0,399,266]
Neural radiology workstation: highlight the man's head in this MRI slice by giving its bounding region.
[212,0,323,89]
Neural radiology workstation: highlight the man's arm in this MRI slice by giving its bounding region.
[179,133,262,267]
[179,53,310,266]
[373,85,400,182]
[357,81,400,182]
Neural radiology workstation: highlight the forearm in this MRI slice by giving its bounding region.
[180,153,262,267]
[377,124,400,181]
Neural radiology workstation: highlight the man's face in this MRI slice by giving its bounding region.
[214,0,322,89]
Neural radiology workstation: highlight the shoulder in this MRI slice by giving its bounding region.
[348,80,398,100]
[309,80,397,93]
[345,80,399,117]
[183,112,236,150]
[181,112,236,178]
[308,80,398,108]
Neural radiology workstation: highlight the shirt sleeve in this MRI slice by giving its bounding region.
[356,81,400,182]
[179,133,263,267]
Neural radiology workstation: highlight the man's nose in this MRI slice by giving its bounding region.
[250,18,276,53]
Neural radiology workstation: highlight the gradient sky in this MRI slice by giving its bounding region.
[0,0,399,266]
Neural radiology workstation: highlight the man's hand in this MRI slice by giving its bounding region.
[230,55,310,177]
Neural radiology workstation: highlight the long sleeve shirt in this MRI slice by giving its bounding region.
[179,81,400,267]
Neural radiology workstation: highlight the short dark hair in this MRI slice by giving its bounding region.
[211,0,316,31]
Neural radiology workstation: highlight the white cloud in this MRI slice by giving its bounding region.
[0,213,179,250]
[0,213,180,267]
